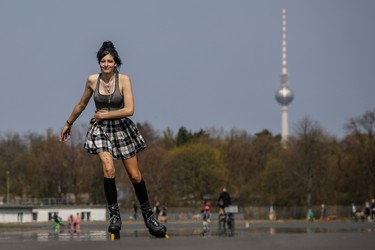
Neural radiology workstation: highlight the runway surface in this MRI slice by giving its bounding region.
[0,220,374,250]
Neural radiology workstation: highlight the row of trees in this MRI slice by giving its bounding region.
[0,109,374,209]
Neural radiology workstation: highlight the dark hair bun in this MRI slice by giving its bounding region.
[102,41,115,49]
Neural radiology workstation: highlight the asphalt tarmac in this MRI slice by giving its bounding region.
[0,220,374,250]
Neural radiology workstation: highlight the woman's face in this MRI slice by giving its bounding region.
[100,53,116,74]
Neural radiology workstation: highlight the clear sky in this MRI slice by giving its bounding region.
[0,0,374,139]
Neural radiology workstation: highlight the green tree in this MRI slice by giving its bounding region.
[261,157,289,205]
[163,143,228,206]
[176,127,192,147]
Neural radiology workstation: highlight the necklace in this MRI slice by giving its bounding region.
[100,75,115,105]
[101,77,114,93]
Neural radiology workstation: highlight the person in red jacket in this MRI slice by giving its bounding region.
[201,200,212,235]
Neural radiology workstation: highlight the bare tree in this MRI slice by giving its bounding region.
[344,109,375,197]
[290,117,332,209]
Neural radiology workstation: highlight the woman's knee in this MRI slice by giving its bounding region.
[102,164,115,178]
[99,153,115,178]
[104,167,115,178]
[129,172,142,184]
[123,157,142,183]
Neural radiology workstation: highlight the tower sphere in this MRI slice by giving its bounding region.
[275,86,294,106]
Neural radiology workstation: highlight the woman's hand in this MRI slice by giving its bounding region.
[91,109,109,124]
[60,124,71,142]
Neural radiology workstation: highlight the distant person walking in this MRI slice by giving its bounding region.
[52,212,63,234]
[201,200,212,235]
[74,213,81,235]
[68,214,74,235]
[308,209,315,222]
[159,204,168,223]
[59,41,166,238]
[364,201,371,222]
[320,204,328,222]
[153,201,161,220]
[351,204,357,222]
[133,202,138,220]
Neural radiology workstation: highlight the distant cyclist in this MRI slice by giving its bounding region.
[217,188,234,235]
[218,188,232,209]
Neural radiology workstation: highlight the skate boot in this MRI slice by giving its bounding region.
[142,209,167,238]
[108,204,122,235]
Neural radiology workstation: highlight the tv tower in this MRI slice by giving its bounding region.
[275,8,294,145]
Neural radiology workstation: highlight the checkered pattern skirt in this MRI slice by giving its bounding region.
[84,118,147,160]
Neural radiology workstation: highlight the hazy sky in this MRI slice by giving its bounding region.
[0,0,374,139]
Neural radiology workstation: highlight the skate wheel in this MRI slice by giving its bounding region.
[110,231,120,240]
[165,233,169,239]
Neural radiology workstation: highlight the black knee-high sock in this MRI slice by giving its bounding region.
[133,179,151,213]
[104,177,118,205]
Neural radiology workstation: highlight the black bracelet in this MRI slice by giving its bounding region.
[66,120,73,126]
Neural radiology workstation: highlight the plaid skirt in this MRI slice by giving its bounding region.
[83,118,147,160]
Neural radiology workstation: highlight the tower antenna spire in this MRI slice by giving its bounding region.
[282,8,287,76]
[275,8,294,146]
